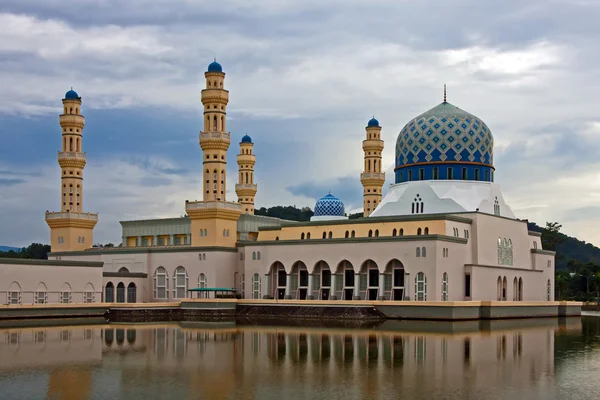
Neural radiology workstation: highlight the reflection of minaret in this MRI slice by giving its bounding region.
[235,134,258,214]
[361,117,385,217]
[48,369,92,400]
[45,89,98,252]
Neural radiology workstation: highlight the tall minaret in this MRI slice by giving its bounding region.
[360,117,385,217]
[186,60,242,249]
[200,59,230,202]
[235,134,258,214]
[45,89,98,252]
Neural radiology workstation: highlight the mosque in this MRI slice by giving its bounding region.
[0,60,556,305]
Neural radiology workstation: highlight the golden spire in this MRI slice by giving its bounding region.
[443,84,447,103]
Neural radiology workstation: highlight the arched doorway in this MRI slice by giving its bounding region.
[313,261,331,300]
[127,283,137,303]
[335,260,355,300]
[116,282,125,303]
[360,260,379,300]
[105,282,115,303]
[384,259,405,300]
[290,261,309,300]
[269,262,286,299]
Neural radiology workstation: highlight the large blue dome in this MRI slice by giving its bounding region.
[65,89,79,99]
[395,101,494,183]
[314,194,345,217]
[367,117,380,127]
[207,60,223,73]
[241,134,252,143]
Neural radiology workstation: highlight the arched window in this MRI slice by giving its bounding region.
[328,231,333,239]
[223,229,227,237]
[174,266,188,299]
[422,247,426,257]
[417,228,422,235]
[8,282,22,305]
[60,282,72,304]
[116,282,126,303]
[416,247,421,257]
[275,236,279,241]
[322,231,327,239]
[375,229,379,237]
[198,273,208,289]
[513,277,518,301]
[518,277,523,301]
[399,228,404,236]
[252,251,256,260]
[507,239,513,265]
[213,115,217,131]
[84,283,95,303]
[257,251,261,260]
[307,232,311,239]
[154,267,168,299]
[252,273,261,299]
[497,238,503,264]
[441,272,449,301]
[424,227,429,235]
[392,228,397,236]
[227,229,230,237]
[239,274,245,298]
[368,230,373,237]
[497,276,503,300]
[533,241,538,249]
[415,272,427,301]
[127,283,137,303]
[345,230,349,238]
[105,282,114,303]
[547,279,551,301]
[351,230,355,238]
[301,232,305,240]
[35,282,48,304]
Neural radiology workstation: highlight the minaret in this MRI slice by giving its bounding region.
[360,117,385,217]
[186,60,242,248]
[45,89,98,252]
[235,134,258,214]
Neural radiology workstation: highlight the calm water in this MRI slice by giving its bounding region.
[0,317,599,400]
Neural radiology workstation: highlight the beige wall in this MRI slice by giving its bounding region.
[0,261,102,304]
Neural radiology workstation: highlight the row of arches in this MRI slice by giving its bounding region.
[496,276,523,301]
[152,266,209,300]
[5,281,96,304]
[105,282,137,303]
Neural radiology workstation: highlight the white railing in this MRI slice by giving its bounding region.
[235,183,257,190]
[199,132,231,141]
[185,201,242,211]
[361,172,386,180]
[58,152,86,161]
[45,211,99,221]
[0,291,102,305]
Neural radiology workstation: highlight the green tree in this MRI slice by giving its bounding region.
[542,222,564,251]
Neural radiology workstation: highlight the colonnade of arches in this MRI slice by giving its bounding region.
[264,259,412,301]
[104,281,137,303]
[496,276,524,301]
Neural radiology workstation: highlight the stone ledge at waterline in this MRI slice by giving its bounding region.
[0,300,582,322]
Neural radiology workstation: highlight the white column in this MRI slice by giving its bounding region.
[285,274,292,299]
[405,273,411,300]
[263,274,270,299]
[353,274,361,300]
[307,274,314,300]
[331,274,338,300]
[378,273,386,300]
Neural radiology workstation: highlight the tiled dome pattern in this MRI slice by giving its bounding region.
[395,102,494,168]
[314,194,345,217]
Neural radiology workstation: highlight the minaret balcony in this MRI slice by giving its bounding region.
[58,152,86,161]
[235,183,258,192]
[45,211,98,221]
[361,172,386,182]
[185,200,242,211]
[200,131,231,141]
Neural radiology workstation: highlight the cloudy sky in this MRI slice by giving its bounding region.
[0,0,599,247]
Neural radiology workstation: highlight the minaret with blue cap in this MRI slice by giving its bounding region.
[236,134,258,214]
[185,59,242,249]
[45,88,98,252]
[360,116,385,216]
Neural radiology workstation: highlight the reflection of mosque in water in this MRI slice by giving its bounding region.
[0,319,583,398]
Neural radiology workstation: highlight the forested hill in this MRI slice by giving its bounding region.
[527,222,600,270]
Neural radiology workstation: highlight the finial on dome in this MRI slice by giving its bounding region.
[443,84,447,103]
[214,57,216,62]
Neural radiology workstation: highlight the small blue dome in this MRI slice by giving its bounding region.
[314,194,345,217]
[207,60,223,73]
[65,89,79,99]
[241,134,253,143]
[367,117,380,127]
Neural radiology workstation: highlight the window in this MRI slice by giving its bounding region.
[257,251,261,260]
[419,168,424,180]
[485,170,489,181]
[368,230,373,237]
[154,267,168,299]
[547,279,551,301]
[35,283,48,304]
[399,228,404,236]
[322,232,327,239]
[301,233,305,240]
[252,273,261,299]
[408,170,413,181]
[465,274,471,297]
[240,274,245,298]
[533,241,538,249]
[475,169,480,180]
[84,283,95,303]
[307,232,311,239]
[416,247,421,257]
[345,230,349,238]
[105,282,115,302]
[462,168,467,180]
[198,273,208,289]
[442,273,449,301]
[174,267,188,299]
[127,283,137,303]
[547,260,551,268]
[422,247,426,257]
[417,228,422,235]
[415,272,427,301]
[392,228,397,236]
[351,230,355,238]
[424,227,429,235]
[447,168,453,179]
[328,231,333,239]
[252,251,256,260]
[412,194,424,214]
[375,230,379,237]
[433,167,439,179]
[494,197,500,216]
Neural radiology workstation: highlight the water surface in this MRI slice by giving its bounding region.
[0,317,599,400]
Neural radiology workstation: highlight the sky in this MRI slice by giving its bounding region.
[0,0,599,247]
